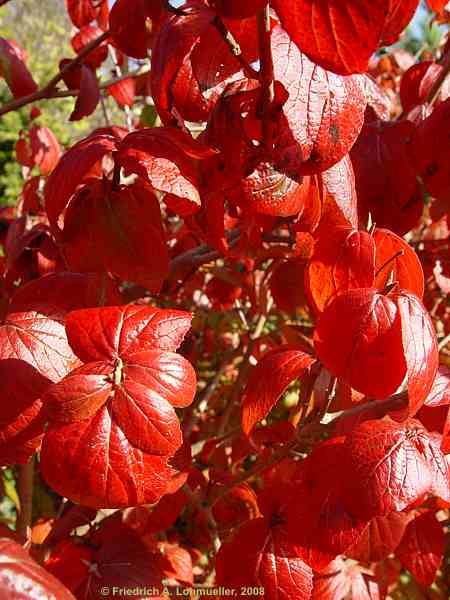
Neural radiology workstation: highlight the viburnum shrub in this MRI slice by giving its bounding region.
[0,0,450,598]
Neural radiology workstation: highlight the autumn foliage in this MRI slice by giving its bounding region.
[0,0,449,599]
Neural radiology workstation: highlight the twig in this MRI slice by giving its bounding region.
[100,96,111,127]
[16,457,34,543]
[256,4,275,149]
[212,17,259,80]
[183,349,239,437]
[182,485,221,553]
[211,438,299,506]
[217,341,255,436]
[328,391,409,427]
[0,31,110,117]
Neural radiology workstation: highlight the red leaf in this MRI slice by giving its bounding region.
[43,361,184,456]
[270,259,308,313]
[319,155,359,230]
[213,483,260,531]
[373,228,424,299]
[271,0,418,75]
[65,305,193,363]
[416,369,450,437]
[117,127,214,209]
[395,291,438,415]
[306,227,376,313]
[0,273,120,381]
[314,288,406,399]
[312,557,382,600]
[61,180,169,291]
[0,360,50,465]
[427,0,449,12]
[424,366,450,408]
[29,126,61,176]
[216,518,313,600]
[66,0,107,28]
[109,0,168,59]
[45,134,117,230]
[396,511,445,586]
[0,38,38,99]
[381,0,421,46]
[0,538,76,599]
[40,405,189,508]
[241,345,316,435]
[343,418,450,519]
[71,25,108,69]
[271,26,366,176]
[108,77,135,108]
[346,512,412,564]
[233,162,310,217]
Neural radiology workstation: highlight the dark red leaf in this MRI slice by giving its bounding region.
[0,38,38,99]
[109,0,168,59]
[45,134,117,230]
[350,119,423,235]
[60,62,100,122]
[61,179,169,291]
[269,259,308,313]
[210,0,266,20]
[396,511,445,586]
[150,4,215,124]
[285,438,368,569]
[400,61,443,114]
[241,345,316,435]
[271,26,366,176]
[409,97,450,203]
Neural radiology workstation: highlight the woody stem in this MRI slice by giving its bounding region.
[16,457,34,543]
[257,4,275,150]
